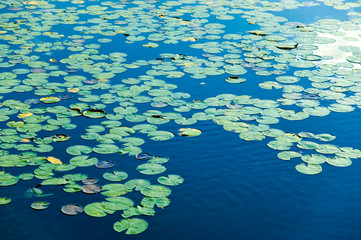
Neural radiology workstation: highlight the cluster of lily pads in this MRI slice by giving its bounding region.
[0,0,361,236]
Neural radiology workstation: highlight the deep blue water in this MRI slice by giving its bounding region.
[1,1,361,240]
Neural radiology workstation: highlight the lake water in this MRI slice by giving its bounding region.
[0,0,361,239]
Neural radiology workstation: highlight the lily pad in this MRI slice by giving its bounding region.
[103,171,128,182]
[0,197,11,205]
[140,185,171,197]
[81,184,102,194]
[135,153,154,161]
[157,175,184,186]
[61,204,84,215]
[113,218,148,235]
[295,163,322,175]
[31,201,50,210]
[137,163,166,175]
[178,128,201,137]
[141,197,170,208]
[95,160,115,169]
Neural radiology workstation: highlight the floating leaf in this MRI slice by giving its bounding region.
[40,97,60,104]
[83,109,107,118]
[101,184,130,197]
[157,175,184,186]
[31,201,50,210]
[46,156,62,165]
[106,197,134,210]
[95,160,115,169]
[103,171,128,182]
[125,179,151,190]
[66,145,92,155]
[70,155,98,167]
[135,153,154,161]
[81,184,102,194]
[277,151,302,161]
[84,202,115,217]
[93,144,119,154]
[137,163,166,175]
[42,178,68,185]
[178,128,201,137]
[141,197,170,208]
[326,156,352,167]
[148,131,174,141]
[0,197,11,205]
[61,204,83,215]
[295,163,322,175]
[140,185,171,197]
[113,218,148,235]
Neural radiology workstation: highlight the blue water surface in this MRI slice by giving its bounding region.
[1,1,361,240]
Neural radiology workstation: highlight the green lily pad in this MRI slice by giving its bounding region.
[137,163,166,175]
[301,154,326,164]
[101,184,130,197]
[66,145,92,155]
[295,163,322,175]
[113,218,148,235]
[31,201,50,210]
[277,151,302,161]
[140,185,171,197]
[141,196,170,208]
[178,128,201,137]
[0,197,11,205]
[42,178,68,185]
[106,197,134,210]
[69,155,98,167]
[83,109,107,118]
[326,156,352,167]
[148,131,174,141]
[84,202,115,217]
[157,175,184,186]
[93,144,119,154]
[103,171,128,181]
[125,179,151,190]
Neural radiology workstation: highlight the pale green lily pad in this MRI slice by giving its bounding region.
[300,153,325,165]
[295,163,322,175]
[148,131,174,141]
[125,179,151,190]
[157,175,184,186]
[66,145,92,155]
[314,134,336,141]
[69,155,98,167]
[113,218,148,235]
[178,128,201,137]
[316,144,341,154]
[103,171,128,181]
[140,185,171,197]
[267,140,293,150]
[31,201,50,210]
[137,163,166,175]
[239,131,265,141]
[277,151,302,160]
[326,156,352,167]
[83,109,107,118]
[93,144,119,154]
